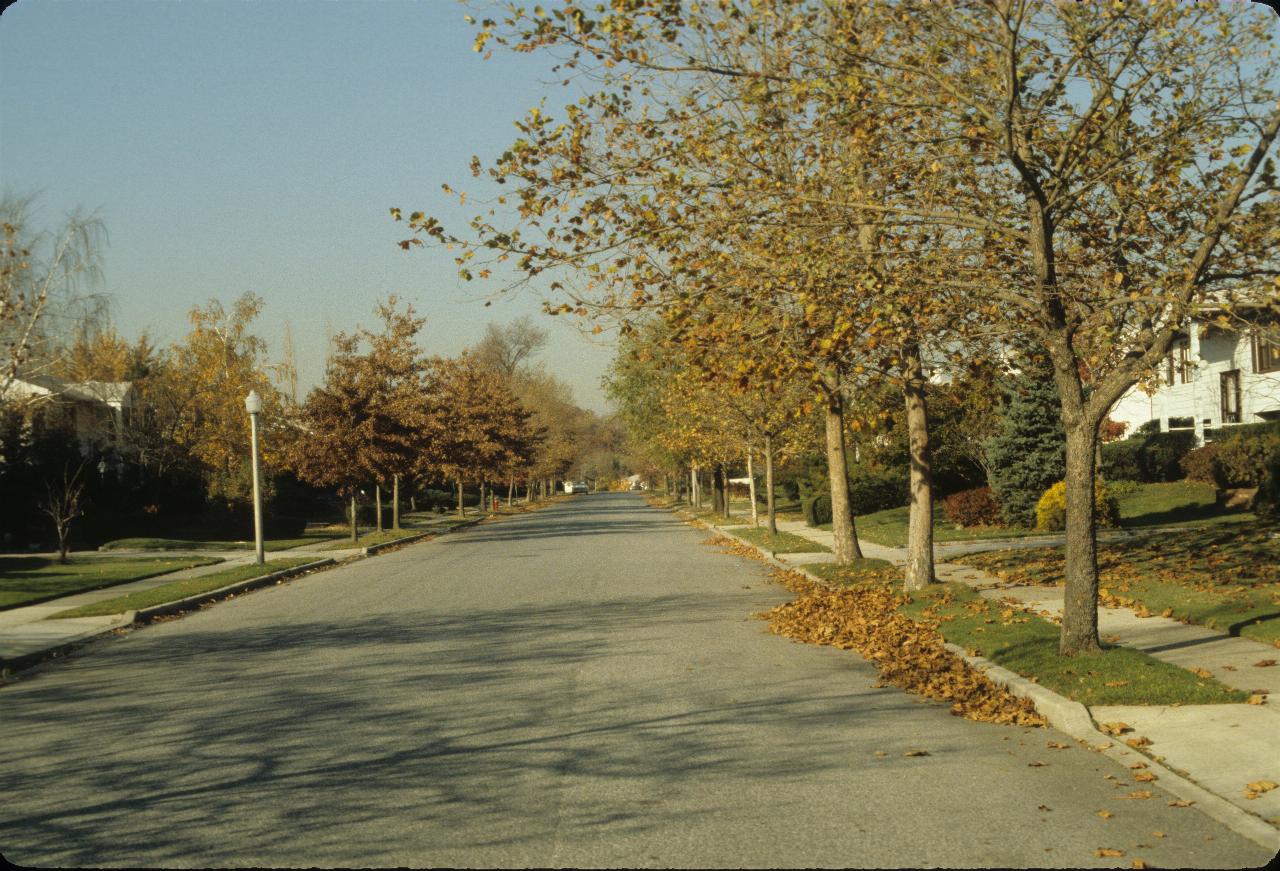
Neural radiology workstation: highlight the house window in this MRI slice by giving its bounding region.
[1177,340,1192,383]
[1253,332,1280,374]
[1220,370,1242,424]
[1168,416,1194,430]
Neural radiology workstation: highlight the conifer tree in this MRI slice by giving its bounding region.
[985,357,1065,529]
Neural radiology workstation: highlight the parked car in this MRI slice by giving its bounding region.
[571,481,589,494]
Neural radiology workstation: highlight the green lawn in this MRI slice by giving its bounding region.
[806,564,1247,706]
[319,528,440,550]
[0,556,222,610]
[804,559,895,583]
[954,521,1280,645]
[722,526,832,553]
[832,481,1253,547]
[100,532,340,551]
[48,557,316,619]
[899,581,1247,706]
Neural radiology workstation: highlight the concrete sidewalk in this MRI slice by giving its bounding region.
[736,515,1280,844]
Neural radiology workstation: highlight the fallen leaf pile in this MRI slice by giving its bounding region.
[761,567,1045,726]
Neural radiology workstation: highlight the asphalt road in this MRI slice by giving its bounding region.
[1,493,1270,868]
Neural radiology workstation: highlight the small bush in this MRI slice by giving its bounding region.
[847,467,909,515]
[1212,434,1280,488]
[1256,451,1280,517]
[1100,431,1197,483]
[1179,443,1220,485]
[1035,479,1120,531]
[942,486,1002,527]
[802,492,833,527]
[1100,440,1143,481]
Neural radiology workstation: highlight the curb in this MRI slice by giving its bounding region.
[687,514,1280,852]
[132,558,336,622]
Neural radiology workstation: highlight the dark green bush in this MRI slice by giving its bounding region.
[1255,451,1280,517]
[1100,440,1144,481]
[1100,431,1196,483]
[802,492,832,527]
[1213,434,1280,488]
[1204,419,1280,442]
[1179,443,1220,484]
[848,466,909,515]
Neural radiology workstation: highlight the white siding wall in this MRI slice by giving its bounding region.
[1107,325,1280,444]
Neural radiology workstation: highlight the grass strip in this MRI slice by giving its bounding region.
[47,558,315,618]
[954,522,1280,645]
[100,534,339,551]
[724,526,832,553]
[0,556,222,610]
[809,565,1246,705]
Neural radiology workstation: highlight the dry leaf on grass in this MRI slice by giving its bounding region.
[1094,847,1125,857]
[903,749,930,757]
[1152,831,1164,838]
[1246,694,1267,705]
[1254,659,1277,668]
[1188,666,1214,679]
[1104,680,1129,687]
[1097,809,1112,819]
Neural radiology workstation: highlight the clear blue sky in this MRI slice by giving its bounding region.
[0,0,615,410]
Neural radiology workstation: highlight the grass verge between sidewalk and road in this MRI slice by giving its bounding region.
[953,521,1280,646]
[721,526,832,553]
[802,564,1247,706]
[0,556,223,610]
[46,557,316,619]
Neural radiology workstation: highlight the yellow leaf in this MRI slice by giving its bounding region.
[1094,848,1125,857]
[1097,809,1113,819]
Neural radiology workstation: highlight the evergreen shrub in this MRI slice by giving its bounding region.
[848,467,909,514]
[1179,443,1220,484]
[1034,479,1120,531]
[1212,434,1280,488]
[802,492,833,527]
[984,360,1065,528]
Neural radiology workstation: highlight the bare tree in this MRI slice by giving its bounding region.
[471,316,548,378]
[40,462,87,564]
[1,195,108,401]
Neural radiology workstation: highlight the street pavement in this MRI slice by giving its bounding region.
[0,494,1271,867]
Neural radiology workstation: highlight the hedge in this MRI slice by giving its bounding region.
[1100,431,1197,482]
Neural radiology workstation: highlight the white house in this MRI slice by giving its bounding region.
[1,375,136,454]
[1109,321,1280,444]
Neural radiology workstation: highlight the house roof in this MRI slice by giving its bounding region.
[3,375,135,408]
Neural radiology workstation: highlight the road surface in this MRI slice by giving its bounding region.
[1,493,1269,867]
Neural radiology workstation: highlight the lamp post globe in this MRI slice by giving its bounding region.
[245,390,263,416]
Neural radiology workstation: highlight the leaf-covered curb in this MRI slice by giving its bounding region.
[763,564,1046,727]
[697,530,1044,727]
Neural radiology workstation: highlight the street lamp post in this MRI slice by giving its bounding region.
[245,390,265,565]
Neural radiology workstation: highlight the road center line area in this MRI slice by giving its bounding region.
[1,493,1269,868]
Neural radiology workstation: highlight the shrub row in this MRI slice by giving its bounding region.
[1099,431,1196,483]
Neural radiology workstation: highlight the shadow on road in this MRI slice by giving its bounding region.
[1,587,925,865]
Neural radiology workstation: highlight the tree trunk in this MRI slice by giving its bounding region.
[507,473,514,507]
[350,494,358,543]
[1060,421,1103,655]
[57,524,70,564]
[410,494,416,512]
[765,434,777,536]
[903,344,936,591]
[712,463,727,516]
[480,481,487,514]
[375,483,383,533]
[825,391,864,563]
[456,478,464,518]
[747,448,759,528]
[393,474,401,530]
